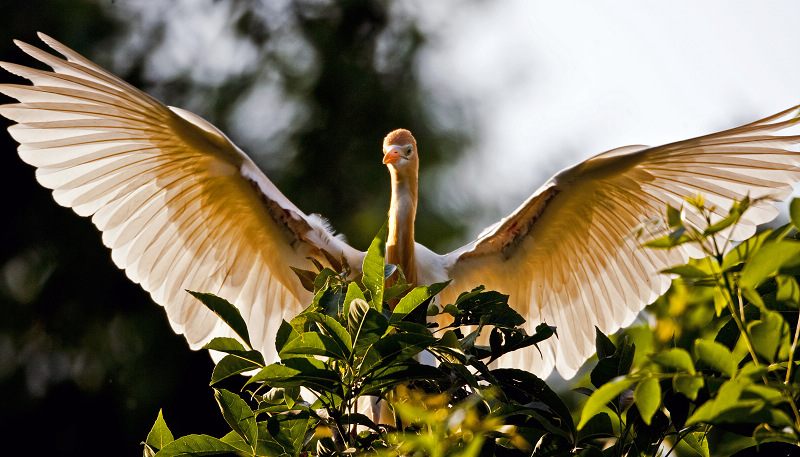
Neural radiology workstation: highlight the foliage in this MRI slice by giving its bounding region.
[146,197,800,456]
[577,196,800,455]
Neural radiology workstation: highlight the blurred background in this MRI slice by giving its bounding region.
[2,1,800,455]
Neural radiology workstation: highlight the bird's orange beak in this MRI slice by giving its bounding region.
[383,146,404,165]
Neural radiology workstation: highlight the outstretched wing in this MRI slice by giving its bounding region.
[442,105,800,379]
[0,33,364,362]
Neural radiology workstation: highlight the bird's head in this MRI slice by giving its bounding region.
[382,129,418,176]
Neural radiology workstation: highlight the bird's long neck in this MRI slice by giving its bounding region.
[387,168,418,286]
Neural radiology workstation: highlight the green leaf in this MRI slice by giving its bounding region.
[203,338,265,367]
[297,313,352,355]
[361,364,446,396]
[145,409,174,452]
[390,281,450,324]
[662,264,711,278]
[790,197,800,229]
[260,413,313,457]
[577,377,636,429]
[313,267,339,292]
[359,332,436,376]
[703,199,748,236]
[748,310,791,363]
[275,320,300,355]
[673,374,704,401]
[595,327,616,359]
[721,229,770,271]
[650,348,695,374]
[451,287,523,328]
[343,281,366,319]
[776,274,800,308]
[687,375,794,428]
[214,389,257,448]
[634,377,661,425]
[362,221,388,310]
[739,240,800,289]
[686,376,748,425]
[210,354,261,385]
[187,291,252,350]
[348,298,388,361]
[245,358,342,395]
[279,331,349,360]
[741,286,765,308]
[674,431,709,457]
[202,337,245,353]
[492,368,575,436]
[591,336,635,388]
[694,339,736,377]
[154,434,237,457]
[644,227,692,249]
[666,204,683,229]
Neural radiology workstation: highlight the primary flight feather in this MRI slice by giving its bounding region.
[3,33,800,379]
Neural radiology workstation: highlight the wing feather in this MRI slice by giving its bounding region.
[0,33,363,363]
[444,105,800,378]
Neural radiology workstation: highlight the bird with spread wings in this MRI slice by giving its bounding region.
[2,33,800,379]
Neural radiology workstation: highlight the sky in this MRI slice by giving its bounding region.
[413,1,800,234]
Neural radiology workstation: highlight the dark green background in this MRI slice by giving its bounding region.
[0,2,472,455]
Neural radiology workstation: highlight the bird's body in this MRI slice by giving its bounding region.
[4,33,800,379]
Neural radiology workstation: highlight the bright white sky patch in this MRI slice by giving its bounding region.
[415,1,800,234]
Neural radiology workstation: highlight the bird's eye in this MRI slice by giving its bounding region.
[405,147,412,156]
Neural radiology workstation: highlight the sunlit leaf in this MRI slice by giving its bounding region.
[359,332,436,376]
[790,198,800,229]
[694,339,736,377]
[279,331,349,360]
[288,312,353,360]
[634,377,661,425]
[361,364,445,396]
[748,310,791,363]
[739,240,800,289]
[662,264,711,278]
[776,275,800,308]
[363,221,388,310]
[203,338,264,367]
[154,434,237,457]
[703,199,748,236]
[667,204,683,229]
[343,281,365,318]
[187,291,252,350]
[673,374,703,401]
[348,298,388,361]
[210,355,261,385]
[245,358,343,395]
[214,388,257,448]
[721,229,770,271]
[390,280,450,324]
[686,376,748,425]
[578,377,636,429]
[650,348,695,374]
[145,409,174,452]
[674,431,709,457]
[741,286,765,308]
[259,412,312,457]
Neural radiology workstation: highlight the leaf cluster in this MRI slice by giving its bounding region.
[577,197,800,456]
[143,197,800,456]
[143,222,570,456]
